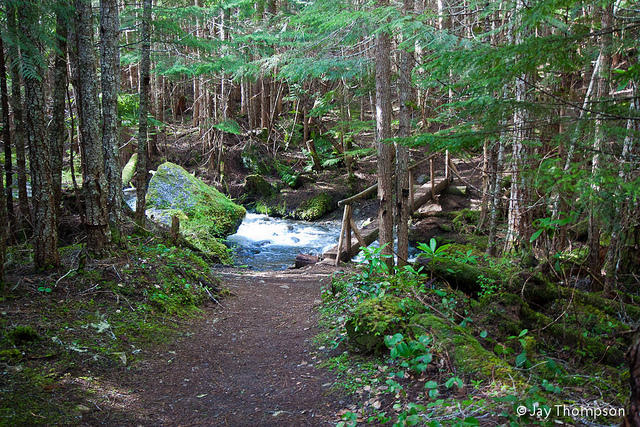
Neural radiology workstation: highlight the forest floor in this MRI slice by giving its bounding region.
[96,266,354,426]
[1,246,358,426]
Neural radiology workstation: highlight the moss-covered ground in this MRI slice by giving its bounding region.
[0,237,224,426]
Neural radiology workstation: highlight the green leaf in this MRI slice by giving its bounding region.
[494,395,519,402]
[515,351,528,367]
[212,119,242,135]
[529,228,544,243]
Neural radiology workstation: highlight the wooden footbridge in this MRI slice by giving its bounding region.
[322,152,460,265]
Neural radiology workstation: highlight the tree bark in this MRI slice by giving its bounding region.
[588,4,613,283]
[395,0,413,267]
[0,32,9,278]
[0,30,14,247]
[486,137,504,256]
[7,6,31,232]
[505,0,531,253]
[0,33,14,243]
[625,333,640,427]
[101,0,123,234]
[19,1,60,268]
[261,77,271,130]
[136,0,152,227]
[50,6,69,219]
[375,0,394,269]
[76,0,111,253]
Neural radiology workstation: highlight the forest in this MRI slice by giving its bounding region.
[1,0,639,425]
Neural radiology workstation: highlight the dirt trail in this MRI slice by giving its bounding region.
[123,266,349,426]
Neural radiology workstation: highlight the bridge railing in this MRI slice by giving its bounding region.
[330,150,456,266]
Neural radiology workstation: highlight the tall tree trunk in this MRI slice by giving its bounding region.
[76,0,111,253]
[505,0,531,253]
[7,8,30,232]
[0,30,14,246]
[375,0,394,268]
[486,137,504,256]
[587,4,613,283]
[604,81,639,292]
[136,0,152,227]
[101,0,123,235]
[261,77,271,130]
[20,1,60,268]
[50,5,69,220]
[396,0,413,267]
[0,32,9,278]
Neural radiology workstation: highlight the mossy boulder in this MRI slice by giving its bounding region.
[346,296,421,354]
[345,295,424,354]
[244,174,275,198]
[294,193,333,220]
[146,162,246,260]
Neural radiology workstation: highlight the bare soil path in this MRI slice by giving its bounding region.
[119,266,349,426]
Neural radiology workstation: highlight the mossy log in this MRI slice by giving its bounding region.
[415,258,502,294]
[520,305,626,366]
[556,287,640,321]
[409,313,521,384]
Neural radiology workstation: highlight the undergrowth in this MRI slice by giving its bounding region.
[0,236,223,426]
[318,242,631,426]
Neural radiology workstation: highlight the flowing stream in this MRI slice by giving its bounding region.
[226,213,341,270]
[124,188,416,270]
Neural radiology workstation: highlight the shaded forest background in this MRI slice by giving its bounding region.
[1,0,638,286]
[2,0,640,425]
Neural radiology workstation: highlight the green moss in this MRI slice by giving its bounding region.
[415,257,502,294]
[558,287,640,320]
[452,209,480,233]
[147,162,246,261]
[9,325,40,344]
[346,296,419,354]
[410,313,520,384]
[0,348,22,361]
[294,193,333,220]
[520,305,625,366]
[244,174,275,197]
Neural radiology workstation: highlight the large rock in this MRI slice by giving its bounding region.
[147,162,246,259]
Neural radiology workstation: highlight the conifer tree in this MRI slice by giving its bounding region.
[101,0,123,234]
[375,0,394,268]
[75,0,111,253]
[19,0,60,268]
[136,0,152,227]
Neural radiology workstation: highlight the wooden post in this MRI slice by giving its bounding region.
[170,214,180,244]
[409,169,414,211]
[345,204,352,261]
[335,204,350,266]
[430,157,435,200]
[445,150,450,180]
[349,218,367,249]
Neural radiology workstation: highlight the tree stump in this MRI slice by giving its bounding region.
[625,332,640,426]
